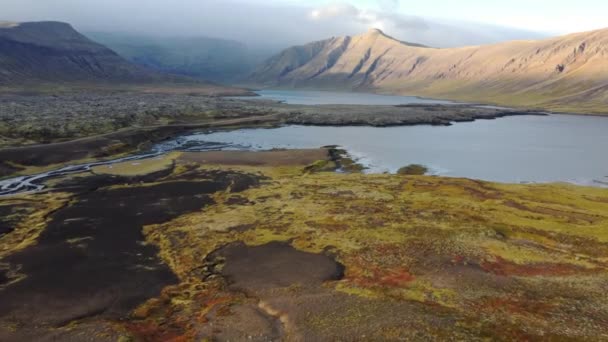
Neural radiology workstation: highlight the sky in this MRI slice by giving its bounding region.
[278,0,608,34]
[2,0,606,50]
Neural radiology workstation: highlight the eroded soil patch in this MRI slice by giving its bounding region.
[208,241,344,293]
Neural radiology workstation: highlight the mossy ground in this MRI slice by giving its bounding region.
[1,150,608,340]
[397,164,428,175]
[140,155,608,340]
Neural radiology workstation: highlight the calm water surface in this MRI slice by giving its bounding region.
[246,89,456,105]
[179,114,608,186]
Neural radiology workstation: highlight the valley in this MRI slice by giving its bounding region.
[1,10,608,341]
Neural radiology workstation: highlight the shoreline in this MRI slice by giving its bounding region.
[0,92,546,177]
[3,141,607,198]
[1,91,604,189]
[248,86,608,116]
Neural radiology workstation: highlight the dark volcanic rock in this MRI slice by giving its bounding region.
[0,270,7,287]
[0,170,262,339]
[0,203,36,237]
[0,162,23,179]
[0,205,16,236]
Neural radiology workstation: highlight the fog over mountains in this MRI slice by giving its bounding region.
[3,0,546,50]
[87,32,268,83]
[0,21,188,85]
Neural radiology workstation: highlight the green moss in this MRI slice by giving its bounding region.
[304,159,338,173]
[340,157,366,173]
[397,164,428,175]
[327,148,366,173]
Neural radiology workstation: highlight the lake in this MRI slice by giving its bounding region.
[246,89,457,105]
[175,114,608,187]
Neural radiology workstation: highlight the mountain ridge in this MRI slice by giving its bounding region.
[249,27,608,113]
[0,21,195,85]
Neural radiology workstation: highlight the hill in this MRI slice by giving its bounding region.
[0,21,257,96]
[249,28,608,113]
[0,21,183,84]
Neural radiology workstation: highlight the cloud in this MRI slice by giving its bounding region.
[309,2,428,32]
[310,3,359,19]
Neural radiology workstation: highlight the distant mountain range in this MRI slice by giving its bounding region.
[249,28,608,113]
[87,32,270,84]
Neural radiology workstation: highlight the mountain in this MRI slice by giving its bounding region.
[249,28,608,113]
[250,29,427,87]
[0,21,194,85]
[87,32,270,84]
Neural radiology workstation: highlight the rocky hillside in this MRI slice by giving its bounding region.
[250,28,608,113]
[0,21,191,85]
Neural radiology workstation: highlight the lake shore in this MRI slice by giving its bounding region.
[0,91,543,179]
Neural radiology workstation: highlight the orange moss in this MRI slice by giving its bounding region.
[347,266,415,288]
[124,321,191,342]
[480,256,589,277]
[197,296,233,322]
[478,296,555,316]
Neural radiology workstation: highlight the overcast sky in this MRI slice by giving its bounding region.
[2,0,606,49]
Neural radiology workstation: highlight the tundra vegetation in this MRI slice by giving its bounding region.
[397,164,428,175]
[1,149,607,340]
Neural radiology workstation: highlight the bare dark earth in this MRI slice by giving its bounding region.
[0,162,23,179]
[0,205,16,236]
[0,270,7,286]
[192,242,347,341]
[208,241,345,293]
[0,169,263,341]
[0,202,39,237]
